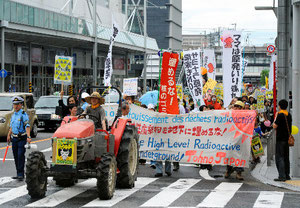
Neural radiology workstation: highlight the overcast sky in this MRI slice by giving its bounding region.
[182,0,277,46]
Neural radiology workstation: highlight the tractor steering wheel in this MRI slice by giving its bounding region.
[78,114,101,124]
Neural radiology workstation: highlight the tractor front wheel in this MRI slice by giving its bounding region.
[116,126,139,188]
[26,151,47,198]
[97,153,117,200]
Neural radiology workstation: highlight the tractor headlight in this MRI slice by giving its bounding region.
[0,117,6,123]
[51,114,61,120]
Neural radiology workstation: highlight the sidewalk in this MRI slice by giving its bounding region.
[251,147,300,192]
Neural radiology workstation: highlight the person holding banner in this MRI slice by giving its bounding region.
[224,100,245,180]
[59,90,78,118]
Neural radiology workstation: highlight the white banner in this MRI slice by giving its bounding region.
[103,104,256,168]
[123,77,138,96]
[222,30,242,108]
[203,49,216,80]
[104,20,120,86]
[183,49,204,106]
[268,54,276,91]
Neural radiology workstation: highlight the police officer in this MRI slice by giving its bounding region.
[7,96,31,181]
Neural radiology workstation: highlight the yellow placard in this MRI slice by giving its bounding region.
[203,78,217,94]
[257,93,265,111]
[54,56,73,85]
[176,84,183,101]
[213,83,223,101]
[55,138,77,166]
[266,90,273,99]
[251,135,264,158]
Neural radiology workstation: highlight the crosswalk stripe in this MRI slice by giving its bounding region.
[199,169,215,180]
[140,178,200,207]
[197,182,242,207]
[0,185,27,206]
[0,177,14,186]
[26,179,96,207]
[253,191,284,208]
[83,177,157,207]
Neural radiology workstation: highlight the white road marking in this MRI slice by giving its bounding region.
[0,158,52,163]
[41,147,52,152]
[199,169,215,180]
[0,185,27,206]
[0,177,14,186]
[197,182,242,207]
[83,177,157,207]
[26,179,96,207]
[253,191,284,208]
[140,178,200,207]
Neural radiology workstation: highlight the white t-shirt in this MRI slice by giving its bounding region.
[179,104,186,114]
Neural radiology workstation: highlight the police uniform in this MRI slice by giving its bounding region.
[10,96,30,179]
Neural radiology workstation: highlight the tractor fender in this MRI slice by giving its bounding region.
[111,118,131,156]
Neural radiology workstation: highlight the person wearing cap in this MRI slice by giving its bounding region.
[81,92,90,111]
[7,96,31,181]
[245,102,251,110]
[224,100,245,180]
[83,92,106,130]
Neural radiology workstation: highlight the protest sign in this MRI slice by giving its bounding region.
[257,92,265,113]
[203,49,216,80]
[158,52,179,114]
[103,104,256,168]
[176,84,183,101]
[213,83,223,102]
[54,56,73,85]
[251,135,264,158]
[123,78,138,96]
[222,30,242,108]
[104,20,119,86]
[203,78,217,94]
[266,90,273,99]
[183,49,204,106]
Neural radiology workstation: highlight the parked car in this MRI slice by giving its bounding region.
[35,96,68,130]
[0,93,38,139]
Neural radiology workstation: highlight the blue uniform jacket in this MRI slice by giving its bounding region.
[10,109,30,135]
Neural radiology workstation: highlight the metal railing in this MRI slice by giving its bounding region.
[266,129,276,166]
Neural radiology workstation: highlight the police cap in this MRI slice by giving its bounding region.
[12,96,24,104]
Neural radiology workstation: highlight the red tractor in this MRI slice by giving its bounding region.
[25,86,139,200]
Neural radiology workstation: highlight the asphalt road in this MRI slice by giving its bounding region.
[0,129,300,208]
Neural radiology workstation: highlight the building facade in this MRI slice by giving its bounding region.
[0,0,158,95]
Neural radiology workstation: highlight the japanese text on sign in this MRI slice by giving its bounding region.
[183,49,203,106]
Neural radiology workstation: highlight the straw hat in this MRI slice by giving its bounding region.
[234,101,245,108]
[85,92,105,105]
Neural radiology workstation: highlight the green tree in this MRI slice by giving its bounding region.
[260,69,269,86]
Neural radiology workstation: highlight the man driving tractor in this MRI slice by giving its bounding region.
[82,92,107,130]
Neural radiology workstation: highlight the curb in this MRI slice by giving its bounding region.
[251,149,300,192]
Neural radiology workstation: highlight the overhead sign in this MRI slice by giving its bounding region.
[54,56,73,85]
[123,78,138,96]
[0,69,7,78]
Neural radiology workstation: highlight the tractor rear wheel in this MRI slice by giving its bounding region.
[26,151,47,198]
[97,153,117,200]
[116,126,139,188]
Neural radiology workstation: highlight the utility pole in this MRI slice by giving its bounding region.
[93,0,98,86]
[143,0,147,94]
[291,0,300,177]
